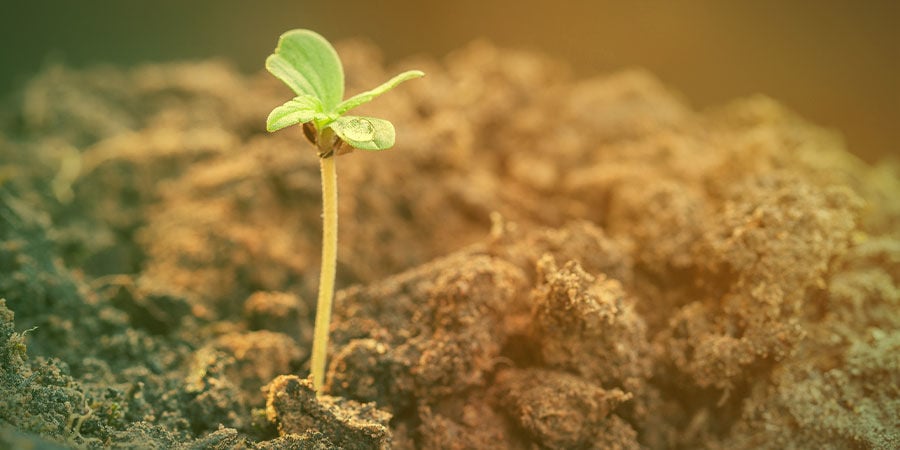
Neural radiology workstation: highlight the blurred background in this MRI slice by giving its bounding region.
[2,1,897,162]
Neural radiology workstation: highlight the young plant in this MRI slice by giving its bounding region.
[265,29,423,394]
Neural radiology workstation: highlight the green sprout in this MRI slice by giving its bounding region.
[265,29,423,394]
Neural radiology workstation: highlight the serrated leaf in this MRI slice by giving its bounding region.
[266,95,322,132]
[334,70,425,115]
[265,29,344,110]
[328,116,396,151]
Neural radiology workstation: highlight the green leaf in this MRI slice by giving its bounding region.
[266,95,322,132]
[328,116,396,151]
[334,70,424,115]
[265,29,344,110]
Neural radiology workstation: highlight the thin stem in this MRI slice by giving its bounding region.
[310,154,337,395]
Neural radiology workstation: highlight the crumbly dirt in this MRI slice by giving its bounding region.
[0,40,898,449]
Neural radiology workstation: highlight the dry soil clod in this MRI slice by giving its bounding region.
[264,374,392,449]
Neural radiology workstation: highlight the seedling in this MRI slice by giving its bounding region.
[265,29,423,394]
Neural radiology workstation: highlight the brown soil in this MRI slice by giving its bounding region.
[1,40,898,449]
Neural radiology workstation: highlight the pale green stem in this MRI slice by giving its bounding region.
[310,154,337,394]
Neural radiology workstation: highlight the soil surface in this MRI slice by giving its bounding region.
[1,40,898,449]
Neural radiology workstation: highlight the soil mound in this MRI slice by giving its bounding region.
[1,40,897,448]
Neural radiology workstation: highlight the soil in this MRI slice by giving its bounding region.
[1,40,898,449]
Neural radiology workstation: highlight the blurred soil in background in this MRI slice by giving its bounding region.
[3,1,898,164]
[1,40,898,448]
